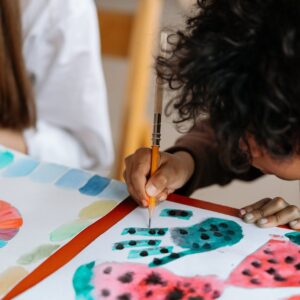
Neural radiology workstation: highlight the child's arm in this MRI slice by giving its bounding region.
[240,198,300,229]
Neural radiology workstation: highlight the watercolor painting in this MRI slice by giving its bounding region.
[117,218,243,267]
[73,261,225,300]
[0,200,23,248]
[0,147,129,297]
[16,200,300,300]
[227,239,300,288]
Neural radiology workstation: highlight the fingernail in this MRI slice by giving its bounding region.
[146,185,157,197]
[244,213,254,221]
[239,209,246,216]
[289,220,298,227]
[158,195,167,202]
[142,200,148,207]
[257,218,268,225]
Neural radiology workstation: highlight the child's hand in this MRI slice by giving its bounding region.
[240,197,300,229]
[124,148,195,207]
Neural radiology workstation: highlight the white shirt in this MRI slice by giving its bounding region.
[20,0,114,175]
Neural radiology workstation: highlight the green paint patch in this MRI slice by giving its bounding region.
[285,231,300,245]
[113,239,161,250]
[122,227,168,237]
[73,261,95,300]
[17,244,60,265]
[160,208,193,220]
[50,219,92,242]
[149,218,243,267]
[128,246,173,259]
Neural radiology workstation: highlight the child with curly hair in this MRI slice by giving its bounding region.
[124,0,300,229]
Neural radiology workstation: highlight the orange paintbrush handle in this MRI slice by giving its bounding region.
[149,145,159,208]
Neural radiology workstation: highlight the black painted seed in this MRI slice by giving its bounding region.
[140,251,148,257]
[168,210,177,216]
[212,290,221,299]
[203,243,211,249]
[219,223,228,228]
[251,261,261,268]
[250,278,261,285]
[158,229,165,235]
[188,288,195,293]
[115,243,124,250]
[295,262,300,270]
[160,248,169,254]
[227,230,235,235]
[188,297,203,300]
[263,249,273,255]
[179,229,188,235]
[148,240,156,246]
[117,293,131,300]
[265,267,276,275]
[129,240,137,246]
[213,231,223,237]
[180,211,189,217]
[145,290,153,297]
[242,269,252,276]
[268,258,278,264]
[274,274,286,282]
[192,242,200,249]
[166,287,184,300]
[210,224,219,231]
[128,228,136,234]
[169,252,180,259]
[203,283,212,293]
[118,272,134,283]
[200,233,210,240]
[285,256,295,264]
[152,258,162,265]
[149,229,156,235]
[101,289,110,297]
[103,266,112,274]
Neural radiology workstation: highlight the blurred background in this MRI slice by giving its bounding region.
[96,0,299,209]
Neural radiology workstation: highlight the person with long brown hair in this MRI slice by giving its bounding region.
[0,0,114,175]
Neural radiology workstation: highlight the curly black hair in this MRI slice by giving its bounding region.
[157,0,300,172]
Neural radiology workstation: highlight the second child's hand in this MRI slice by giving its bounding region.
[124,148,195,207]
[240,197,300,229]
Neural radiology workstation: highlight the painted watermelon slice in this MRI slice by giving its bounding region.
[73,261,225,300]
[227,239,300,288]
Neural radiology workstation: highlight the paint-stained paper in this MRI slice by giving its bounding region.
[18,200,300,300]
[0,147,128,297]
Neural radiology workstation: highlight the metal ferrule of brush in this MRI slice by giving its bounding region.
[152,113,161,146]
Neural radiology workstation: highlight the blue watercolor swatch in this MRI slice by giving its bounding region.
[30,163,68,183]
[160,208,193,220]
[3,158,39,177]
[0,150,14,169]
[79,175,110,196]
[98,180,128,200]
[0,240,7,248]
[55,169,90,190]
[122,227,168,237]
[113,239,161,250]
[128,246,173,259]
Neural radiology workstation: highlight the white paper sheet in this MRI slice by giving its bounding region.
[18,200,300,300]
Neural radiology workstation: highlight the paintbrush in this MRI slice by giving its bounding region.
[148,32,168,228]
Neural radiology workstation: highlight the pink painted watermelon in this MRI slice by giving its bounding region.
[73,261,225,300]
[287,296,300,300]
[227,239,300,288]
